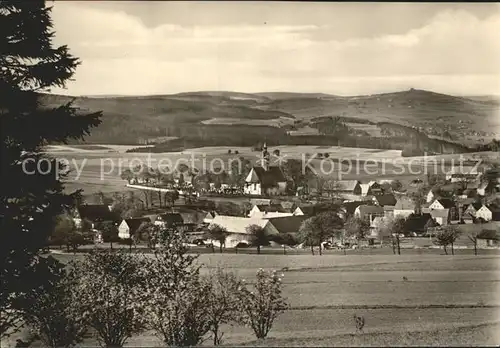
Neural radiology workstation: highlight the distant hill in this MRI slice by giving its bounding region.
[41,88,499,152]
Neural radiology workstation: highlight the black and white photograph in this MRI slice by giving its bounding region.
[1,1,499,347]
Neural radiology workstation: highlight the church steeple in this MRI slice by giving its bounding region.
[261,141,270,171]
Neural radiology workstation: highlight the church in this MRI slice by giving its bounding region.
[244,143,288,196]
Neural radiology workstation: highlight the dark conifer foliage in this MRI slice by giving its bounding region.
[0,0,101,337]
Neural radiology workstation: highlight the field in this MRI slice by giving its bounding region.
[44,145,499,195]
[10,252,498,347]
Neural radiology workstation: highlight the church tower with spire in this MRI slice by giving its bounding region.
[261,142,270,171]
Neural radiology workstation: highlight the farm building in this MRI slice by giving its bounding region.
[293,205,315,216]
[208,216,278,248]
[154,212,185,230]
[72,204,120,229]
[203,211,218,224]
[118,217,150,239]
[354,205,385,222]
[248,204,290,217]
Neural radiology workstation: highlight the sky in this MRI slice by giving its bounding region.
[50,2,500,96]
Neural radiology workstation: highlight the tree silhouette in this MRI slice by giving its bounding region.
[0,1,101,337]
[246,224,269,255]
[205,224,229,253]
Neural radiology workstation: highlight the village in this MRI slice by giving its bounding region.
[56,143,500,254]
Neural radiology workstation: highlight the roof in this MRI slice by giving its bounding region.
[429,209,450,220]
[248,166,286,186]
[477,229,500,240]
[156,213,184,226]
[374,194,397,207]
[255,204,287,213]
[266,215,308,234]
[395,196,416,210]
[294,205,315,216]
[435,198,455,209]
[209,216,269,234]
[447,166,479,174]
[342,201,373,215]
[356,205,384,217]
[335,180,360,192]
[465,202,483,211]
[404,213,433,233]
[123,218,150,234]
[77,204,118,222]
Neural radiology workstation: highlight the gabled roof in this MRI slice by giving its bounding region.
[335,180,361,192]
[374,194,397,207]
[294,205,315,216]
[156,212,184,226]
[77,204,118,222]
[280,201,296,211]
[248,166,286,186]
[209,216,269,234]
[360,184,370,196]
[435,198,455,209]
[266,215,308,234]
[395,196,416,210]
[404,213,433,233]
[123,218,150,234]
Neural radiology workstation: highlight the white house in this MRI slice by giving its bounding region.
[394,196,417,219]
[118,217,150,239]
[426,190,436,203]
[244,144,287,196]
[476,205,493,222]
[429,198,455,211]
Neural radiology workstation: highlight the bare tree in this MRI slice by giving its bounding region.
[204,268,243,345]
[468,230,479,256]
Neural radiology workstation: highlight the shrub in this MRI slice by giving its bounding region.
[143,229,212,346]
[67,250,148,347]
[20,257,87,348]
[237,269,288,339]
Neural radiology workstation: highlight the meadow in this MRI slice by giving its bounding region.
[36,252,500,346]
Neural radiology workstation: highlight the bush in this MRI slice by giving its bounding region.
[227,149,232,154]
[234,150,239,154]
[237,269,288,339]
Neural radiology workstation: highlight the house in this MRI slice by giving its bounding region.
[332,180,362,196]
[360,184,370,197]
[404,213,435,236]
[118,217,150,239]
[429,198,455,210]
[248,204,288,217]
[383,205,395,218]
[394,196,417,219]
[280,201,296,212]
[203,211,218,224]
[72,204,119,229]
[178,211,206,232]
[208,216,278,248]
[341,201,374,220]
[373,194,397,207]
[477,229,500,247]
[462,202,483,223]
[367,182,383,196]
[154,212,185,230]
[354,205,385,222]
[476,205,493,222]
[429,209,450,226]
[244,143,287,196]
[426,189,437,204]
[293,205,315,216]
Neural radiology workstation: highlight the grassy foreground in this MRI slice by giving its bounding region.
[3,253,500,347]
